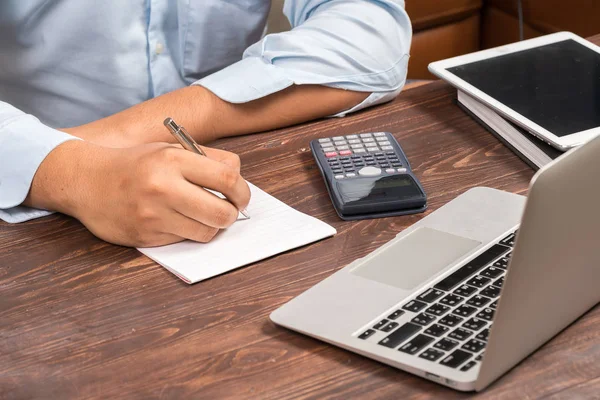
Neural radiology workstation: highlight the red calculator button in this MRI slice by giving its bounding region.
[325,152,338,158]
[339,150,352,156]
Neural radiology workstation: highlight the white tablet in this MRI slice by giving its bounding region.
[429,32,600,150]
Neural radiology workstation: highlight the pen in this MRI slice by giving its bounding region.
[164,117,250,219]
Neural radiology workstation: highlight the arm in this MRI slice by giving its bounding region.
[68,0,412,147]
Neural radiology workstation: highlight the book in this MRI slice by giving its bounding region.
[138,182,337,284]
[457,90,564,170]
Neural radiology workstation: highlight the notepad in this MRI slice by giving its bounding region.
[138,182,337,284]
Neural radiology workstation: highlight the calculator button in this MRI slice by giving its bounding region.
[332,169,343,174]
[386,151,396,156]
[334,175,344,180]
[348,139,361,144]
[350,144,364,149]
[376,136,388,142]
[397,168,408,173]
[336,146,349,151]
[346,134,359,139]
[381,146,394,151]
[322,147,335,152]
[346,173,356,177]
[385,168,396,174]
[368,147,380,153]
[318,138,332,143]
[333,136,345,140]
[325,152,338,158]
[354,149,366,154]
[339,150,352,156]
[374,132,386,137]
[358,166,382,177]
[362,137,375,143]
[379,141,391,146]
[360,133,373,138]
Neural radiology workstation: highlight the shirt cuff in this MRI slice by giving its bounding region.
[194,57,295,104]
[195,55,408,117]
[0,110,79,223]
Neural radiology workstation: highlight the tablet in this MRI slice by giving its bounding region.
[429,32,600,150]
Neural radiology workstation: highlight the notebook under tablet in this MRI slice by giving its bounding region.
[429,32,600,151]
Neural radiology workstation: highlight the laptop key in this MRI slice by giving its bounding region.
[439,314,464,327]
[402,300,428,313]
[398,334,435,355]
[373,319,389,330]
[481,285,501,298]
[493,276,505,289]
[493,257,509,269]
[476,308,495,321]
[381,322,399,332]
[424,323,449,337]
[462,339,487,353]
[440,349,472,368]
[460,361,477,372]
[387,310,405,320]
[466,295,491,308]
[416,288,445,303]
[489,300,498,309]
[411,313,436,326]
[500,232,516,247]
[475,352,485,361]
[439,294,464,307]
[453,305,478,317]
[448,327,474,341]
[476,328,490,341]
[463,318,488,331]
[434,244,509,291]
[434,338,459,351]
[378,322,421,348]
[454,284,477,297]
[466,275,491,288]
[425,303,451,316]
[358,329,376,340]
[481,266,504,279]
[419,348,445,362]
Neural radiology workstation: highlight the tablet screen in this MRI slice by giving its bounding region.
[448,39,600,137]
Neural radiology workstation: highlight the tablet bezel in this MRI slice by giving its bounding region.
[428,32,600,150]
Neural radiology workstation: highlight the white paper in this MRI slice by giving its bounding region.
[138,182,336,283]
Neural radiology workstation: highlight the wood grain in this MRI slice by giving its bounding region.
[2,35,599,399]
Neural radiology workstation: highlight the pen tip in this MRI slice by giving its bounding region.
[240,209,250,219]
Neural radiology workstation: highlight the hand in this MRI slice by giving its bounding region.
[25,140,251,247]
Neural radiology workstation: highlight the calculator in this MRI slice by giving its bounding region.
[310,132,427,220]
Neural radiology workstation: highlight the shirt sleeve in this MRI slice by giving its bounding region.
[196,0,412,116]
[0,102,79,223]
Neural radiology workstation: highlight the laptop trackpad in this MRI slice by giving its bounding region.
[351,227,481,290]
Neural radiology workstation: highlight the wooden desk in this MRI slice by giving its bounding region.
[2,37,599,399]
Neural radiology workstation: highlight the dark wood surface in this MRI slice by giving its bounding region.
[2,37,600,399]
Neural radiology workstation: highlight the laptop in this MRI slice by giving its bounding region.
[270,135,600,391]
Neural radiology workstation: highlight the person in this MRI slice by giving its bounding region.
[0,0,412,247]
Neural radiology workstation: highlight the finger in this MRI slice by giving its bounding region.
[163,210,220,243]
[178,153,251,211]
[169,180,240,229]
[200,146,241,171]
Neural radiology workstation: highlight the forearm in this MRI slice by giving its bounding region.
[65,84,368,146]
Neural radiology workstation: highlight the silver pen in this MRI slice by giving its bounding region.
[164,117,250,219]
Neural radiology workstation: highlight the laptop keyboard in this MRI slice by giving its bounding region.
[357,231,517,372]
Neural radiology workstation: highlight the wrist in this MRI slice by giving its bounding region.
[24,140,110,218]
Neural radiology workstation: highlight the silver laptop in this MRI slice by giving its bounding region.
[270,135,600,391]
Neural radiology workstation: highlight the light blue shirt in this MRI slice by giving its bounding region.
[0,0,411,223]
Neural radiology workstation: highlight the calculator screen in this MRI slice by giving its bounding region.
[338,175,424,203]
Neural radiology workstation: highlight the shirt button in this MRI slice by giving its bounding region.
[155,42,164,55]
